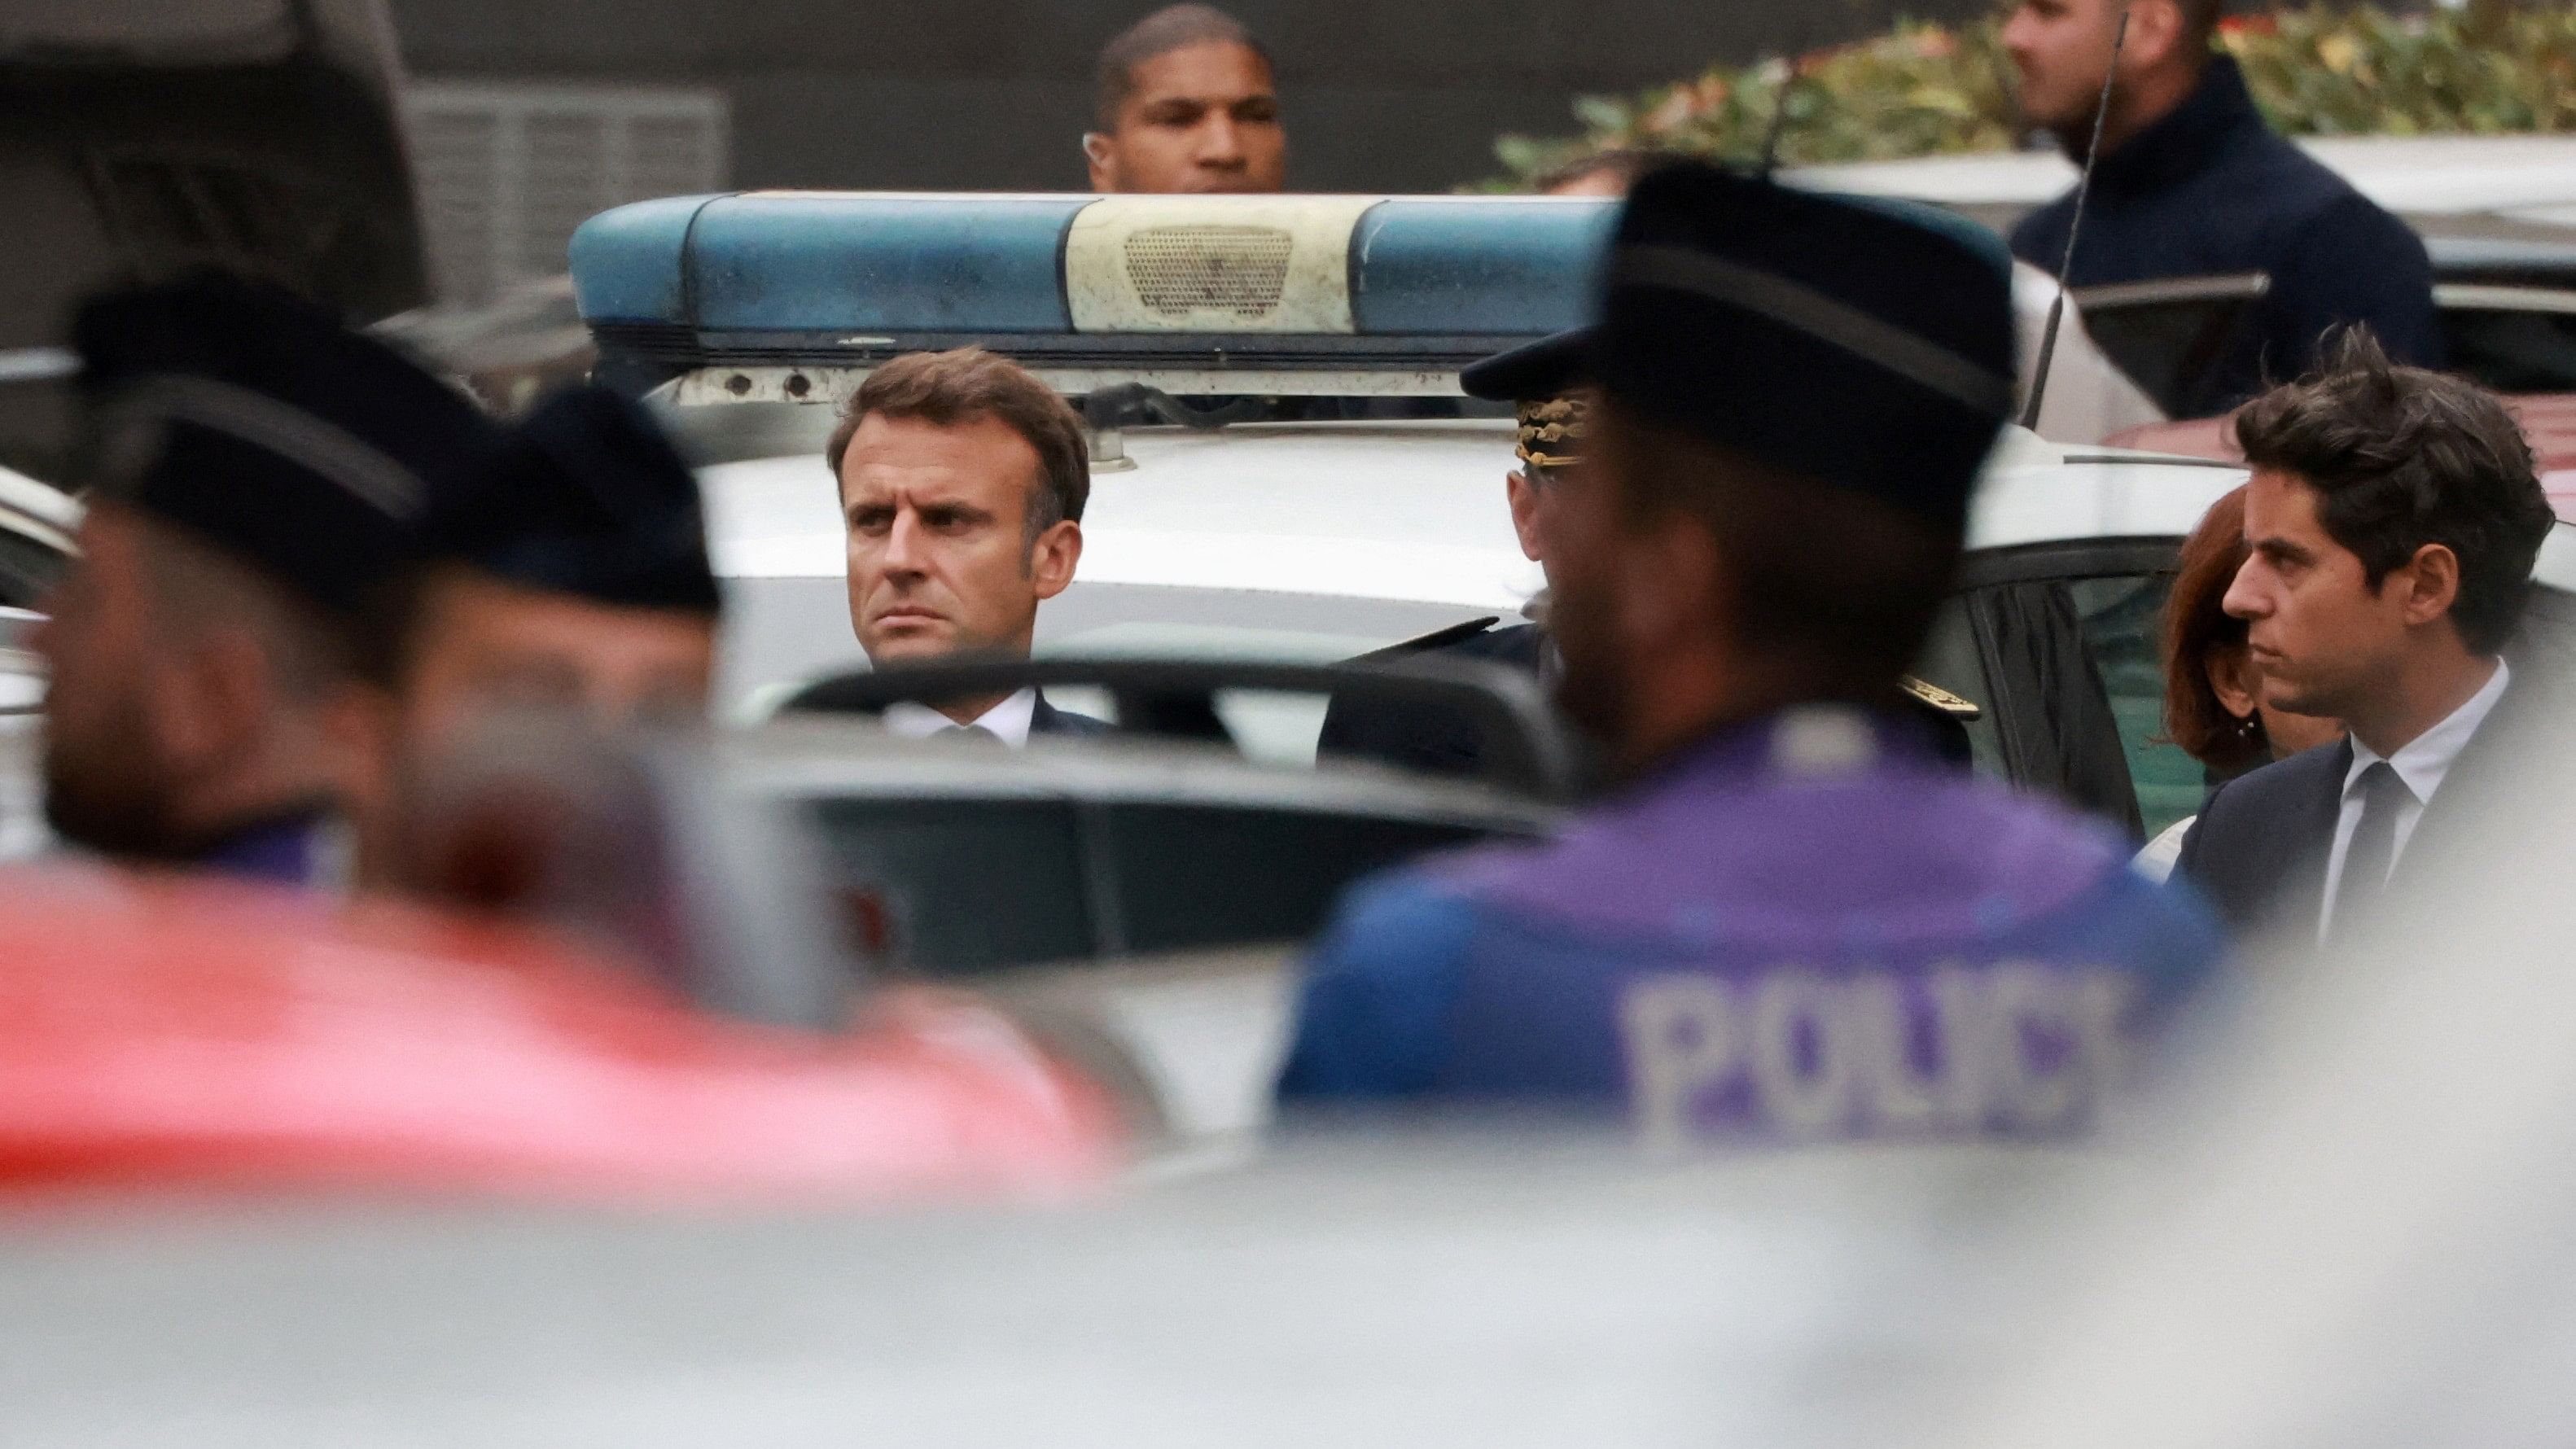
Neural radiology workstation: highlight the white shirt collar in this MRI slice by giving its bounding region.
[882,686,1040,748]
[2344,658,2510,808]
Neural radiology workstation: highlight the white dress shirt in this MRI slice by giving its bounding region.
[2319,659,2509,938]
[882,686,1040,748]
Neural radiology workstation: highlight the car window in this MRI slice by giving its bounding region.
[2067,574,2201,839]
[804,797,1095,977]
[2442,304,2576,393]
[1100,803,1492,955]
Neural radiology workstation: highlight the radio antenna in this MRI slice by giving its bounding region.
[1757,59,1800,177]
[2019,6,2130,432]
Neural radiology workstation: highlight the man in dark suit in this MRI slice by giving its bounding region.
[827,347,1106,743]
[2174,331,2554,941]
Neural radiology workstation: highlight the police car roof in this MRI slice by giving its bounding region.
[569,190,2008,377]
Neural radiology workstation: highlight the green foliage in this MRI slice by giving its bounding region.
[1483,4,2576,190]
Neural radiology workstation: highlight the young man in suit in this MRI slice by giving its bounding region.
[830,348,1106,743]
[2174,331,2554,941]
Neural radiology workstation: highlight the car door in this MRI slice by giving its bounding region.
[1932,541,2191,842]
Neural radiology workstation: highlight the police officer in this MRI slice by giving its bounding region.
[1275,164,2226,1142]
[1317,331,1979,780]
[361,384,724,890]
[33,274,497,886]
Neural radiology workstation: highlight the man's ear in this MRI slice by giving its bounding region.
[2398,541,2464,629]
[2120,0,2188,74]
[1083,134,1117,192]
[1505,470,1544,563]
[1030,519,1083,602]
[2206,643,2260,720]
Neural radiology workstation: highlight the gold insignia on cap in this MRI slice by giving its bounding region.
[1900,676,1981,720]
[1514,392,1590,470]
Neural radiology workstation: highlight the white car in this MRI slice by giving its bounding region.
[571,190,2576,847]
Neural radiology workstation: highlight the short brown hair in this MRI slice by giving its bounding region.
[827,348,1090,536]
[1095,5,1269,130]
[2160,485,2267,774]
[2232,329,2551,655]
[1597,400,1960,698]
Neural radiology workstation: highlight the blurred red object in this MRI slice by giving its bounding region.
[0,868,1119,1203]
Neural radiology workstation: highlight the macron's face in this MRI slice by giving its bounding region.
[1089,41,1286,195]
[838,412,1076,667]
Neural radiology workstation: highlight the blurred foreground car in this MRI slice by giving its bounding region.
[405,663,1566,1142]
[11,611,2576,1449]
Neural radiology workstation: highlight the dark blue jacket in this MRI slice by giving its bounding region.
[2010,56,2440,414]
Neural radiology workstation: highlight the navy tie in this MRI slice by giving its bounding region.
[2331,761,2414,939]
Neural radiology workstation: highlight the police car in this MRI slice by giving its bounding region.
[571,193,2191,834]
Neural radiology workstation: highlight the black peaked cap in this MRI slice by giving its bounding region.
[1461,327,1593,403]
[423,384,721,617]
[1594,163,2017,532]
[72,272,500,619]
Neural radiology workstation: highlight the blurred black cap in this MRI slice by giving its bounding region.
[1461,327,1593,404]
[1593,163,2016,532]
[71,272,499,619]
[423,384,721,617]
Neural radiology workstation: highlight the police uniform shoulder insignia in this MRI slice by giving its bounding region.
[1900,676,1981,720]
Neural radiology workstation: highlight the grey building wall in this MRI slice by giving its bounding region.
[388,0,1991,195]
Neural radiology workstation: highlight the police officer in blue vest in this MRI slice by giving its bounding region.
[33,274,499,887]
[1275,164,2227,1142]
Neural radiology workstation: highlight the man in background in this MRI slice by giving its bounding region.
[33,274,496,886]
[826,348,1104,743]
[1277,164,2223,1136]
[2003,0,2438,414]
[2175,332,2552,940]
[1084,5,1286,195]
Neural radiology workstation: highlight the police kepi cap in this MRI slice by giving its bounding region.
[423,384,721,617]
[71,272,499,619]
[1593,162,2017,532]
[1461,328,1591,405]
[1463,328,1594,472]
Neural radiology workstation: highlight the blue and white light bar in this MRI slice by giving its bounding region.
[569,192,1623,397]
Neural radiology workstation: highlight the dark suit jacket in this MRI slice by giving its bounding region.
[2175,672,2533,938]
[1316,622,1547,780]
[1028,690,1111,738]
[2172,739,2350,938]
